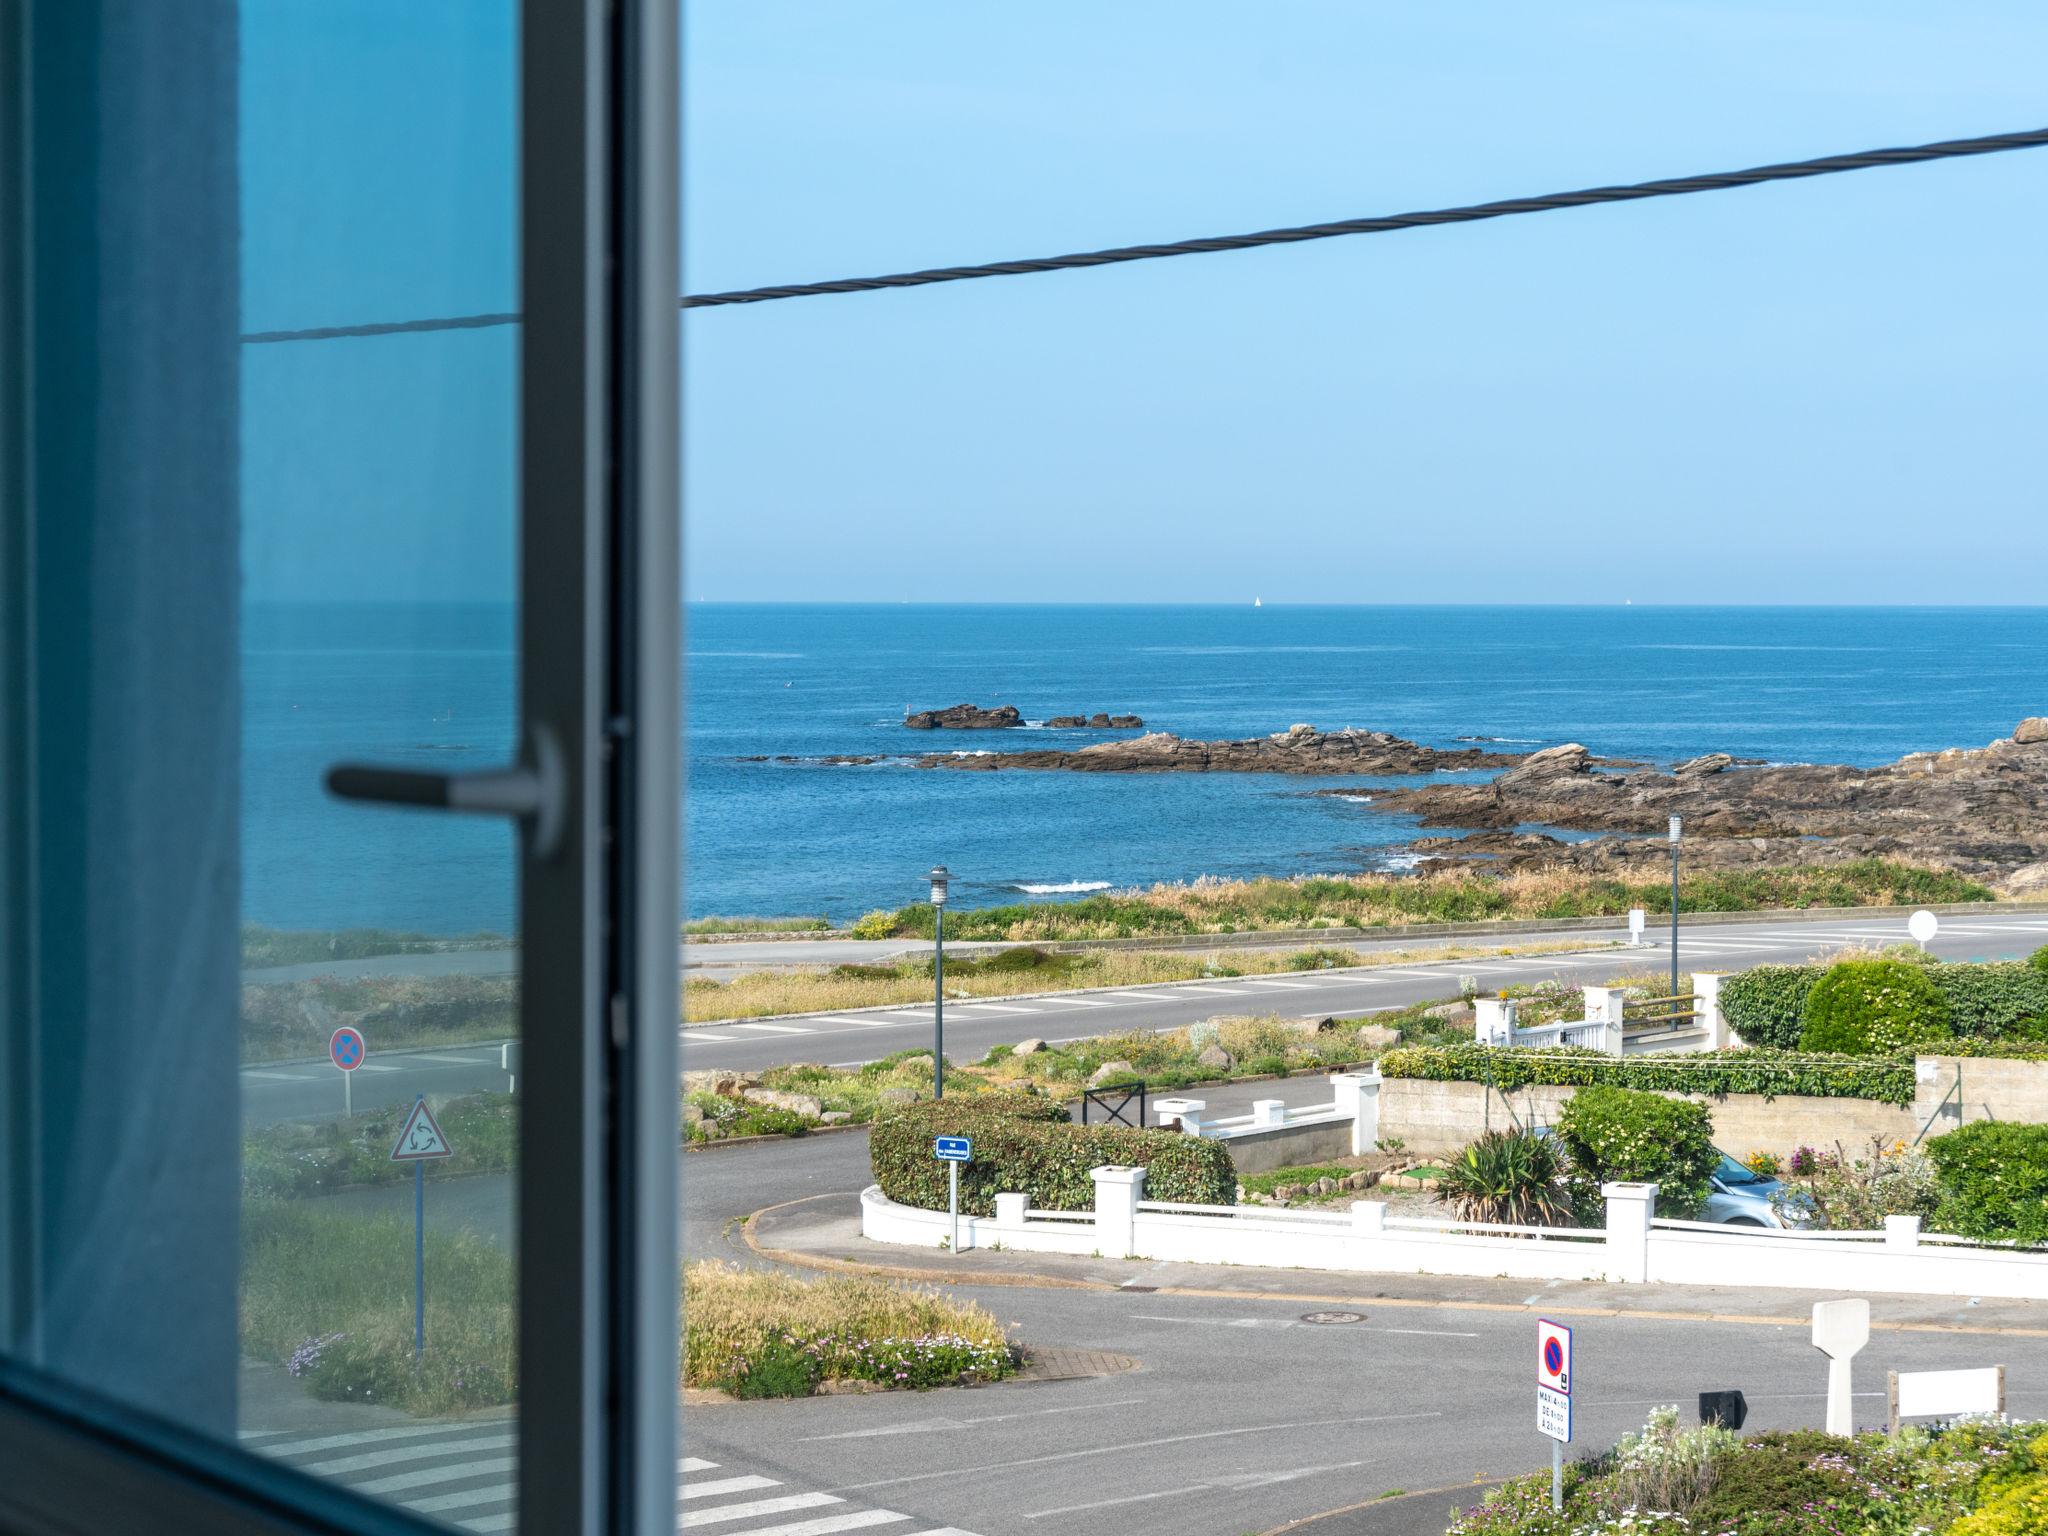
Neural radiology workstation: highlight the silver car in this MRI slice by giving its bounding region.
[1701,1151,1796,1228]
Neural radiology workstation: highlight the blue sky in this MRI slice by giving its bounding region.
[240,4,2048,604]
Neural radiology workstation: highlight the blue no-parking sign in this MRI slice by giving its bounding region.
[934,1136,971,1163]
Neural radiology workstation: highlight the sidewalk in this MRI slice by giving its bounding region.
[748,1190,2048,1338]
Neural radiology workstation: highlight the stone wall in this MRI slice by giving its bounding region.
[1378,1054,2048,1158]
[1209,1119,1355,1175]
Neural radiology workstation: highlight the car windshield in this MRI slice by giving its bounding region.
[1716,1152,1771,1186]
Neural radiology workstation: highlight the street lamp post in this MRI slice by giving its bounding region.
[929,865,950,1099]
[1668,815,1682,998]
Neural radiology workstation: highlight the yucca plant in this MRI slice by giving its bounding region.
[1434,1129,1574,1227]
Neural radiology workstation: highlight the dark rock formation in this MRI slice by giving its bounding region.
[1046,712,1145,729]
[904,703,1022,729]
[915,723,1523,775]
[1374,717,2048,885]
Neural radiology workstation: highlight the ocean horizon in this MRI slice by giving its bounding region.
[243,602,2048,933]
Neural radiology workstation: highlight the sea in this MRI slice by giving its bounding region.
[242,604,2048,934]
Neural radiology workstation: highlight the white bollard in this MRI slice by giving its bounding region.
[1352,1200,1388,1235]
[1812,1299,1871,1437]
[1091,1165,1147,1259]
[1884,1214,1922,1251]
[1251,1099,1286,1127]
[1154,1098,1206,1135]
[1601,1182,1658,1283]
[993,1192,1028,1227]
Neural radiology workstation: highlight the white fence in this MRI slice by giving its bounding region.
[861,1167,2048,1301]
[1474,976,1735,1056]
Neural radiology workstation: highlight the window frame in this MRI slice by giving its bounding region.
[0,0,680,1529]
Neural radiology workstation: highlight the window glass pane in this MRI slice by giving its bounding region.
[238,1,523,1526]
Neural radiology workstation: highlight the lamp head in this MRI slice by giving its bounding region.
[1668,815,1682,845]
[928,864,951,906]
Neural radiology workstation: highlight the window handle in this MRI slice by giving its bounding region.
[326,726,566,859]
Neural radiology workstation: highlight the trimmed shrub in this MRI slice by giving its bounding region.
[869,1094,1234,1215]
[1799,959,1953,1056]
[1718,965,1821,1050]
[1928,960,2048,1039]
[1376,1042,1917,1105]
[1927,1120,2048,1247]
[2033,944,2048,975]
[1555,1084,1717,1218]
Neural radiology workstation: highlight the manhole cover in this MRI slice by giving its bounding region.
[1300,1310,1366,1326]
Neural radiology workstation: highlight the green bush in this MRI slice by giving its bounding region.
[870,1094,1234,1215]
[1927,1121,2048,1247]
[1719,964,1822,1050]
[1377,1042,1917,1105]
[2032,945,2048,975]
[1799,959,1953,1056]
[1435,1129,1574,1226]
[1928,961,2048,1039]
[1555,1084,1717,1218]
[1685,1434,1854,1531]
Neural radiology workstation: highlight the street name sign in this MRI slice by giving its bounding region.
[1538,1319,1573,1444]
[391,1099,454,1161]
[934,1136,972,1162]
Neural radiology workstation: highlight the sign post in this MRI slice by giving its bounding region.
[329,1026,366,1118]
[391,1096,454,1356]
[1537,1319,1573,1511]
[934,1136,971,1252]
[1628,908,1645,947]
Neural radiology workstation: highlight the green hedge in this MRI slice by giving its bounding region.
[1927,1121,2048,1247]
[1719,965,1821,1050]
[1799,959,1953,1056]
[1929,961,2048,1039]
[2032,945,2048,974]
[1555,1085,1717,1218]
[869,1094,1235,1216]
[1377,1043,1918,1106]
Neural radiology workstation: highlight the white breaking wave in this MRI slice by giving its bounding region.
[1012,880,1113,895]
[1378,852,1426,871]
[1331,793,1375,804]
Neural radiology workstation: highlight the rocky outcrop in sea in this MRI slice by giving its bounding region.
[916,723,1522,774]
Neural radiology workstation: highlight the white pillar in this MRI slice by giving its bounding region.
[1474,997,1518,1046]
[1251,1098,1286,1127]
[1332,1069,1382,1156]
[1352,1200,1388,1235]
[1602,1181,1658,1283]
[1581,987,1629,1056]
[1154,1097,1206,1135]
[1091,1165,1147,1259]
[1884,1214,1922,1251]
[993,1192,1028,1226]
[1812,1299,1870,1437]
[1694,972,1732,1050]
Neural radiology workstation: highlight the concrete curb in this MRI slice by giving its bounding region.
[741,1196,2048,1339]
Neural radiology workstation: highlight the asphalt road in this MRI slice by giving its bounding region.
[292,1106,2048,1536]
[241,909,2048,1127]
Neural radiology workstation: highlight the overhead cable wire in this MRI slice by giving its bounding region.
[240,123,2048,343]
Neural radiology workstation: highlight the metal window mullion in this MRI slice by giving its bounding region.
[518,1,677,1534]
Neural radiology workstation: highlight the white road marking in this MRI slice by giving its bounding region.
[725,1512,907,1536]
[1102,991,1175,1002]
[834,1412,1444,1494]
[357,1457,518,1495]
[406,1483,522,1515]
[351,1061,401,1073]
[304,1434,517,1476]
[732,1022,815,1035]
[1051,995,1115,1007]
[682,1475,780,1500]
[255,1421,513,1458]
[1244,978,1317,989]
[410,1053,499,1066]
[680,1458,720,1473]
[1129,1314,1476,1338]
[959,1003,1044,1015]
[683,1032,744,1042]
[240,1070,311,1082]
[801,1398,1147,1442]
[681,1491,842,1527]
[1169,985,1247,996]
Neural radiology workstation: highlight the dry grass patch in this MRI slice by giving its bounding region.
[682,1262,1014,1397]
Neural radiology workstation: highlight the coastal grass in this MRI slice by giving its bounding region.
[241,1200,515,1416]
[685,914,832,935]
[242,1092,518,1199]
[683,938,1603,1024]
[682,1262,1014,1396]
[847,860,1993,942]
